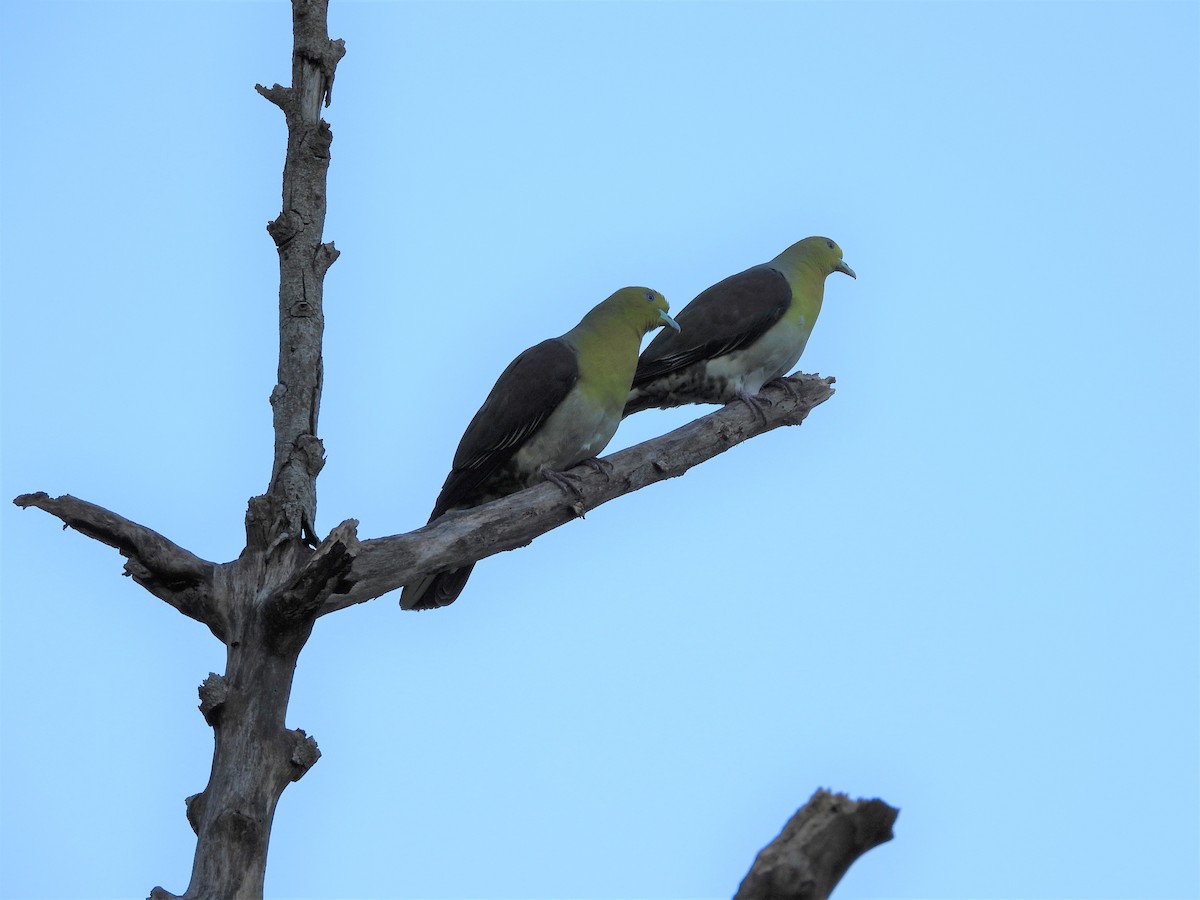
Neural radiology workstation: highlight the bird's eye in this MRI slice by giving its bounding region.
[826,239,834,250]
[644,290,656,302]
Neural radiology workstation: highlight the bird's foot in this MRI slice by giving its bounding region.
[771,376,800,401]
[735,391,770,425]
[541,467,589,518]
[580,457,613,481]
[541,467,585,500]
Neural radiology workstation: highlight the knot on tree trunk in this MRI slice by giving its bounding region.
[287,729,322,781]
[184,791,207,836]
[266,210,302,247]
[315,241,339,274]
[295,434,326,476]
[216,807,262,848]
[302,120,334,159]
[198,673,229,727]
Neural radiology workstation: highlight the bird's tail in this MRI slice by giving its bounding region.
[399,564,476,611]
[623,380,687,417]
[622,385,658,417]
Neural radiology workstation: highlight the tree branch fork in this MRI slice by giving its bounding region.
[13,373,834,634]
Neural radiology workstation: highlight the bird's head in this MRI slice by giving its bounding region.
[600,286,681,336]
[779,236,857,280]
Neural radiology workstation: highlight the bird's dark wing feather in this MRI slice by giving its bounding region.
[431,338,579,518]
[403,564,476,611]
[632,265,792,385]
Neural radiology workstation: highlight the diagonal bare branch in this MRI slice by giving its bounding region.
[320,373,835,615]
[11,492,223,637]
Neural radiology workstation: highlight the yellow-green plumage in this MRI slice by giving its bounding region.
[625,237,854,415]
[402,287,678,611]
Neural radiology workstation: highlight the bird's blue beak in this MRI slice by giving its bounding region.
[659,309,681,332]
[835,260,857,279]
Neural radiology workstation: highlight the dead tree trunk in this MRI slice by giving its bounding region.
[12,2,891,898]
[174,1,347,895]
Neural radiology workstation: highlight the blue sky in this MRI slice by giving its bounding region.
[2,2,1197,899]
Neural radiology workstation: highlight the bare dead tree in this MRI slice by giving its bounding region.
[12,2,894,897]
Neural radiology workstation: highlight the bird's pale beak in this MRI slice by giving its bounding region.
[659,309,681,332]
[835,261,857,279]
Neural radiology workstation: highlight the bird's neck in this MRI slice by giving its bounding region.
[771,254,827,325]
[563,314,644,401]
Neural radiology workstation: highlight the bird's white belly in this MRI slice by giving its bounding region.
[512,390,619,476]
[705,318,809,396]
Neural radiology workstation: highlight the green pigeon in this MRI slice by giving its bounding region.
[402,287,679,611]
[625,236,854,416]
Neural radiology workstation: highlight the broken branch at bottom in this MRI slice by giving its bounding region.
[735,789,898,900]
